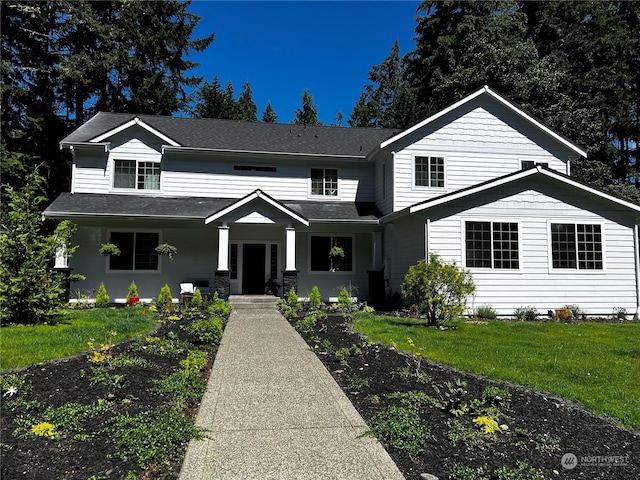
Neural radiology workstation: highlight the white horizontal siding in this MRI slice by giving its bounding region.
[419,189,638,316]
[391,99,575,212]
[73,151,110,194]
[162,155,374,202]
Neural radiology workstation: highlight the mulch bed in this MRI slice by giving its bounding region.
[0,318,215,480]
[296,314,640,480]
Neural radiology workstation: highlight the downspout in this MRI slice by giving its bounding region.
[635,223,640,320]
[424,218,430,260]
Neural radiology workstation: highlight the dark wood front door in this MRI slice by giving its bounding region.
[242,244,266,294]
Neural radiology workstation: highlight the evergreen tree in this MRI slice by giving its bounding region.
[0,172,77,324]
[262,101,278,123]
[349,40,419,129]
[293,89,322,125]
[236,81,258,121]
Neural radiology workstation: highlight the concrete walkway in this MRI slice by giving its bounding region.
[180,296,404,480]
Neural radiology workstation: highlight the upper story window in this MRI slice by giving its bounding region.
[311,168,338,196]
[108,231,159,271]
[465,221,519,269]
[550,223,602,270]
[415,156,444,188]
[114,159,160,190]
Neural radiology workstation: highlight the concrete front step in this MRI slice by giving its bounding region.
[228,295,279,305]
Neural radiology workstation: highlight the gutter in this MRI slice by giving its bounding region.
[635,223,640,320]
[42,211,206,221]
[162,145,368,161]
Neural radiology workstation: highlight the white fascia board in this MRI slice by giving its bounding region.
[409,168,538,214]
[380,87,487,149]
[205,190,309,226]
[380,86,587,159]
[308,218,380,225]
[538,168,640,212]
[60,141,110,152]
[162,145,366,160]
[42,211,199,220]
[90,118,181,146]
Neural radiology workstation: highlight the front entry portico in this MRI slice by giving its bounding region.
[205,190,310,297]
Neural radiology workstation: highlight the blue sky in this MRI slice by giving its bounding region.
[186,1,422,124]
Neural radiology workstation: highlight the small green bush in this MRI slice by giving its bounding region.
[189,316,223,345]
[514,306,538,321]
[95,283,110,308]
[309,285,322,309]
[208,296,231,318]
[401,253,475,326]
[191,288,203,308]
[156,284,173,311]
[125,281,138,303]
[475,305,497,320]
[362,405,433,455]
[287,287,299,309]
[337,287,351,307]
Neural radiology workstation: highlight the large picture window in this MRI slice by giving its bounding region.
[311,168,338,196]
[551,223,602,270]
[415,156,444,188]
[465,221,519,269]
[310,236,353,272]
[108,232,159,271]
[114,159,160,190]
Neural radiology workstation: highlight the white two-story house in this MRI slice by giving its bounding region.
[45,86,640,317]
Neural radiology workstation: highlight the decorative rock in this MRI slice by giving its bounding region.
[420,474,439,480]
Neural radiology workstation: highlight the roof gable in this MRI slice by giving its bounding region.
[204,189,309,226]
[380,86,587,158]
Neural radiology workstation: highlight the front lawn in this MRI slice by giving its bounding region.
[0,307,157,370]
[355,314,640,429]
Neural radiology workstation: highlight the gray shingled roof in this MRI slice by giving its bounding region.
[44,193,381,222]
[61,112,397,157]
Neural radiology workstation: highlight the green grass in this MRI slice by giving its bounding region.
[1,308,157,370]
[355,313,640,429]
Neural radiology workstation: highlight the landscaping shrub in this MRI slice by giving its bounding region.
[514,306,538,321]
[309,285,322,309]
[401,253,475,326]
[191,287,203,308]
[208,295,232,318]
[156,284,173,311]
[125,281,138,304]
[95,283,110,308]
[362,405,433,455]
[0,172,78,324]
[475,305,497,320]
[189,316,223,344]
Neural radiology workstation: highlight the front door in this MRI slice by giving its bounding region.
[242,244,266,294]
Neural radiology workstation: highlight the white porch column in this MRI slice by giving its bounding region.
[217,223,230,271]
[285,226,296,271]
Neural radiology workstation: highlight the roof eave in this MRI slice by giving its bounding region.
[162,144,367,160]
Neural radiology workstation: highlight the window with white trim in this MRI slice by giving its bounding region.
[415,156,444,188]
[465,221,519,269]
[550,223,602,270]
[311,168,338,196]
[114,159,160,190]
[108,232,159,271]
[310,236,353,271]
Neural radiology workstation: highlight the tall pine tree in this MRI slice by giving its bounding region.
[293,89,322,125]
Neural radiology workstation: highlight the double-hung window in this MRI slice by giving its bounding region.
[310,236,353,272]
[465,221,519,269]
[108,232,159,271]
[311,168,338,196]
[114,159,160,190]
[550,223,602,270]
[415,156,444,188]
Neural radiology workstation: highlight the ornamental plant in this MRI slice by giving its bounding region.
[156,284,173,311]
[95,282,110,307]
[473,415,501,434]
[31,422,56,438]
[126,281,139,304]
[87,331,117,364]
[401,253,475,326]
[309,285,322,310]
